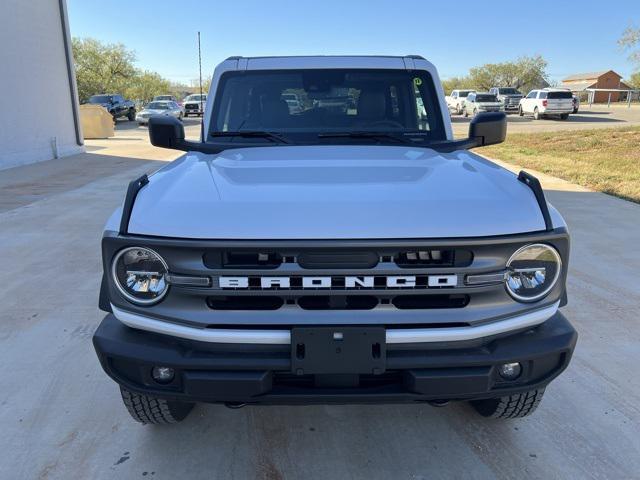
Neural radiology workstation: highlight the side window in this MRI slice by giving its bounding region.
[115,95,123,103]
[468,93,475,102]
[489,88,496,95]
[452,91,458,98]
[526,91,536,99]
[538,91,548,99]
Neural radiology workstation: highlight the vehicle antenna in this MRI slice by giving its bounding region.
[198,31,204,141]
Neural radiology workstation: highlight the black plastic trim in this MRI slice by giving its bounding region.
[518,171,553,231]
[93,311,577,405]
[118,174,149,235]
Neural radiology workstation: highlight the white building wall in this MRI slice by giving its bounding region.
[0,0,83,171]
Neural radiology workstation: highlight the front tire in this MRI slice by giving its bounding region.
[463,106,468,118]
[120,387,194,424]
[518,105,524,116]
[127,109,136,121]
[533,107,540,120]
[471,388,545,419]
[560,113,569,120]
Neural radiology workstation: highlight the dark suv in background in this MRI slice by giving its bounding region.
[87,94,136,121]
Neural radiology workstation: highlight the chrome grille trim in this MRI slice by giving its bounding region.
[111,302,559,344]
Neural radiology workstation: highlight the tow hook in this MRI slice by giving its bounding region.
[224,402,247,409]
[428,400,450,407]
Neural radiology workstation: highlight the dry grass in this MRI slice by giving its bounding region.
[480,126,640,203]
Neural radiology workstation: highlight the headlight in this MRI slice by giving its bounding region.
[505,244,561,302]
[112,247,169,305]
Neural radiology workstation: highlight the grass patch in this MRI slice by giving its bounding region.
[480,126,640,203]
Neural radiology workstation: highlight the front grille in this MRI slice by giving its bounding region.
[185,104,199,110]
[206,293,469,311]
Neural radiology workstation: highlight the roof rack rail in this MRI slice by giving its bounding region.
[518,171,553,231]
[119,174,149,235]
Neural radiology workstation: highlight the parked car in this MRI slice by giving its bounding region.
[282,93,303,114]
[489,87,524,113]
[153,95,177,102]
[446,89,475,115]
[462,92,504,117]
[94,55,576,425]
[572,94,580,113]
[87,94,136,121]
[519,89,573,120]
[135,101,183,125]
[183,94,207,117]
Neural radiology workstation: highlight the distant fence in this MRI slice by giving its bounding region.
[584,88,640,108]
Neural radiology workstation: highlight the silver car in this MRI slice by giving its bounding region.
[462,92,504,117]
[136,101,183,125]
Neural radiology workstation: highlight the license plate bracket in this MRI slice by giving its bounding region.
[291,327,386,375]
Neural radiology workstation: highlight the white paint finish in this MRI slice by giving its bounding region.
[127,146,549,239]
[0,0,83,170]
[110,302,559,345]
[2,135,639,479]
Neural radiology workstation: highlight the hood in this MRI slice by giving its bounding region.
[126,145,548,239]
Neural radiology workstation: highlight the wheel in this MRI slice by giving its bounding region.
[533,108,540,120]
[120,387,194,424]
[127,109,136,121]
[473,108,478,117]
[178,112,184,121]
[463,107,468,118]
[471,388,545,419]
[456,104,462,115]
[560,113,569,120]
[138,123,144,127]
[184,112,189,118]
[518,106,524,116]
[573,107,578,114]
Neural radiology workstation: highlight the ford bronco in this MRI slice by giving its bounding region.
[93,55,577,424]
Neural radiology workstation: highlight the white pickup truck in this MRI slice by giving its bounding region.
[93,55,577,425]
[446,89,476,115]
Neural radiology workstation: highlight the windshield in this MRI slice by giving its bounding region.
[146,102,170,110]
[209,69,445,143]
[459,91,472,97]
[475,94,498,102]
[88,95,112,104]
[186,94,206,101]
[498,88,520,95]
[154,96,172,101]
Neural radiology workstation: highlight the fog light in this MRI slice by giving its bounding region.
[498,362,522,380]
[151,366,175,384]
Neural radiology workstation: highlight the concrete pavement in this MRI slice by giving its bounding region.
[0,127,639,479]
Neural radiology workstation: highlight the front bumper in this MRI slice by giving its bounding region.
[93,311,577,405]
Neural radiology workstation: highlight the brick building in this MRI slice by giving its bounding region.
[561,70,631,103]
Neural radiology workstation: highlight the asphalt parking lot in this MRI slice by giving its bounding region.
[452,104,640,137]
[1,116,639,479]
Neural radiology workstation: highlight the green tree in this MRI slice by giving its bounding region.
[467,55,549,93]
[441,76,473,95]
[72,37,137,102]
[626,71,640,89]
[619,25,640,66]
[125,71,172,104]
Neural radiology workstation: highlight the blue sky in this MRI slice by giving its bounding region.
[67,0,639,83]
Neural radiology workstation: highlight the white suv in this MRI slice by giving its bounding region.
[518,89,573,120]
[446,89,475,115]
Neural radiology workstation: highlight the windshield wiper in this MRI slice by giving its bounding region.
[317,132,413,144]
[209,131,290,144]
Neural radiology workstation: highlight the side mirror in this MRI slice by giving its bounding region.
[468,111,506,147]
[149,115,189,150]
